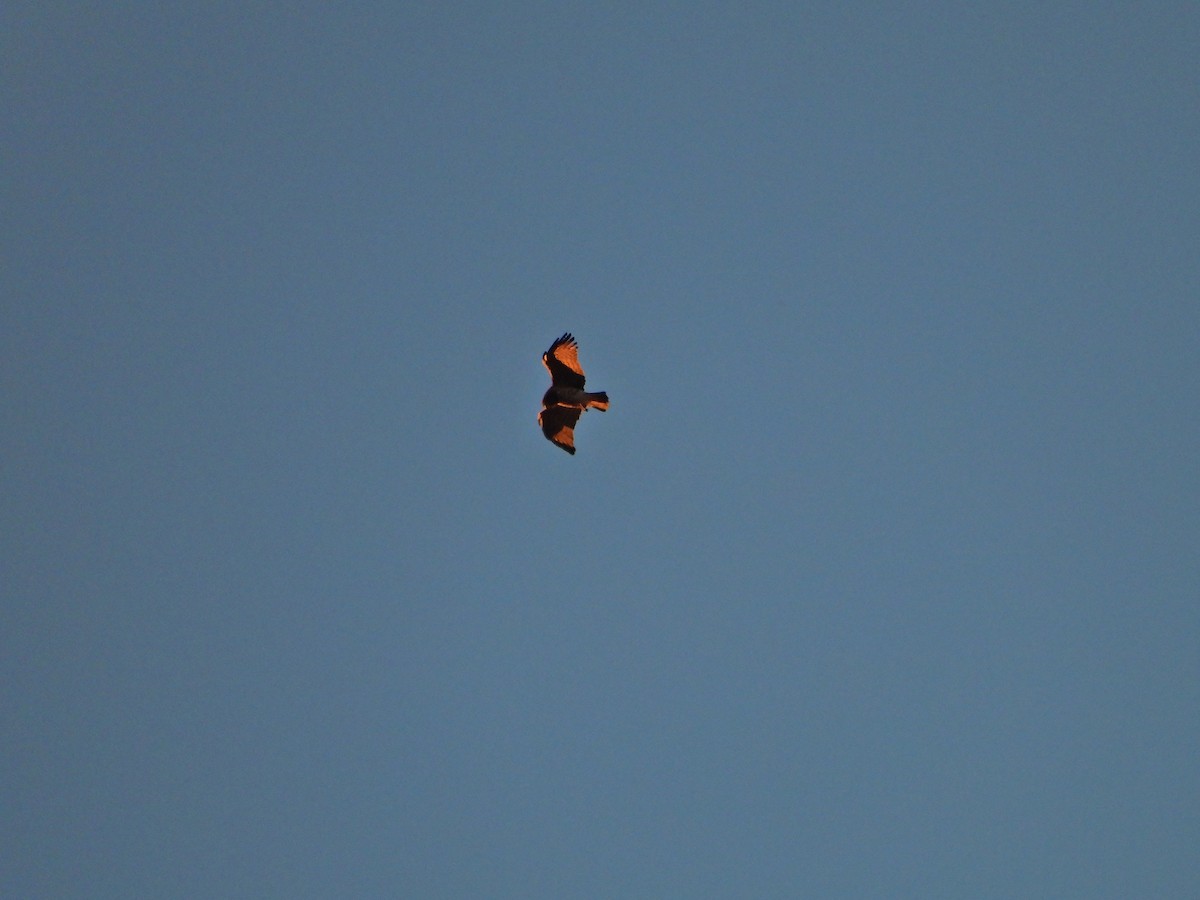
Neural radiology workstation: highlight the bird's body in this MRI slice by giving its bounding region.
[542,384,602,409]
[538,333,609,454]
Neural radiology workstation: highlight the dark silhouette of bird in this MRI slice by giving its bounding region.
[538,333,609,454]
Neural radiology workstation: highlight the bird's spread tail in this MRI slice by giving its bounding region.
[586,391,609,411]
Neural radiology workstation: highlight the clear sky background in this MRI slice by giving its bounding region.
[3,4,1197,897]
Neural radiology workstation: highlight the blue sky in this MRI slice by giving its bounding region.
[4,4,1198,897]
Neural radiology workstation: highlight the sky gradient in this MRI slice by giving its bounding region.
[4,4,1198,897]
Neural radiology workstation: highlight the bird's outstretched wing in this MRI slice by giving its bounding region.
[542,332,586,389]
[538,404,582,454]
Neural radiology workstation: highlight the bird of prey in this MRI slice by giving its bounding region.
[538,332,609,454]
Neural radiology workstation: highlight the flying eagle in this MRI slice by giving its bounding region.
[538,332,609,454]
